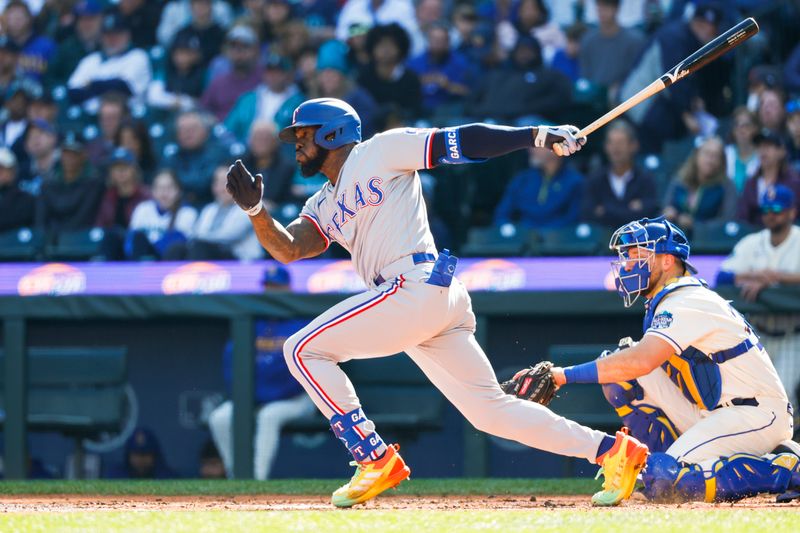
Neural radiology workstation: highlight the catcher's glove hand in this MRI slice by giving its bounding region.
[500,361,558,406]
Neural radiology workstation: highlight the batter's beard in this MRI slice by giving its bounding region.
[299,148,330,177]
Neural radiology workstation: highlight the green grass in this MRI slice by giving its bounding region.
[0,478,599,496]
[0,510,797,533]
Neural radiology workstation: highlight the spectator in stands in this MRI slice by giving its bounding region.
[582,121,659,229]
[0,78,38,171]
[716,184,800,407]
[208,265,314,480]
[0,147,35,232]
[27,92,57,124]
[200,25,261,121]
[258,0,297,46]
[738,129,800,225]
[115,120,157,184]
[344,22,372,74]
[663,136,736,233]
[45,0,103,88]
[467,35,571,125]
[0,37,22,105]
[783,40,800,95]
[309,40,378,139]
[408,22,473,120]
[240,121,295,209]
[108,427,176,479]
[162,110,228,207]
[579,0,645,101]
[619,2,730,153]
[18,118,58,195]
[117,0,162,50]
[336,0,423,57]
[3,0,55,81]
[166,166,262,261]
[126,168,197,260]
[67,10,152,104]
[273,20,312,67]
[157,0,233,49]
[415,0,444,36]
[357,23,422,123]
[494,146,583,229]
[147,32,206,113]
[172,0,226,69]
[450,4,497,71]
[758,88,787,135]
[550,23,585,82]
[497,0,566,65]
[225,54,303,144]
[36,131,105,235]
[724,106,760,194]
[95,148,150,230]
[85,92,129,168]
[787,100,800,173]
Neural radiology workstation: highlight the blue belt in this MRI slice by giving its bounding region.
[374,253,436,286]
[710,338,763,364]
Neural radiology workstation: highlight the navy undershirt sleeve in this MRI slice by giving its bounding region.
[430,124,534,166]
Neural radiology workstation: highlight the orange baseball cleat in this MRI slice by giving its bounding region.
[592,428,649,506]
[331,443,411,508]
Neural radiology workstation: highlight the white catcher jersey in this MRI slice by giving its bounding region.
[300,128,438,287]
[644,282,788,406]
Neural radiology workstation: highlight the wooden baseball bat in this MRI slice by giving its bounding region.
[576,17,759,139]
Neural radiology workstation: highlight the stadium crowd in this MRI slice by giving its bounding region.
[0,0,798,262]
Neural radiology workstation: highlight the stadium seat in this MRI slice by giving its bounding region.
[460,224,530,257]
[45,228,105,261]
[0,227,45,261]
[692,220,755,255]
[528,223,612,257]
[0,346,129,478]
[283,355,446,441]
[547,344,619,430]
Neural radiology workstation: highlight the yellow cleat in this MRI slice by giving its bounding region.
[592,428,649,506]
[331,444,411,508]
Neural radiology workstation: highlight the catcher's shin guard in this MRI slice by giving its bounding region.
[592,428,649,506]
[331,443,411,508]
[642,452,800,502]
[602,380,678,453]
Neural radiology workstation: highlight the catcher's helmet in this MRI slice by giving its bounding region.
[279,98,361,150]
[609,216,696,307]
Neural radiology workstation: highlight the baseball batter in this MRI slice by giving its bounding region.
[225,98,647,508]
[545,216,800,502]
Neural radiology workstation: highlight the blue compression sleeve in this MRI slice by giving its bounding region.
[563,361,599,384]
[430,124,534,165]
[716,270,735,286]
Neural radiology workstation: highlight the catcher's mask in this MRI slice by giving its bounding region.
[609,216,696,307]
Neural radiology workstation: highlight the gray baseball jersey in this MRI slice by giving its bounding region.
[299,128,438,288]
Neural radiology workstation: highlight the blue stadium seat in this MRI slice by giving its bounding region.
[692,220,755,255]
[528,223,612,257]
[45,228,105,261]
[0,227,44,261]
[460,224,530,257]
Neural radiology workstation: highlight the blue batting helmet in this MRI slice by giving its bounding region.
[609,216,696,307]
[279,98,361,150]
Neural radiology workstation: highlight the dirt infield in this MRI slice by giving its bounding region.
[0,493,795,513]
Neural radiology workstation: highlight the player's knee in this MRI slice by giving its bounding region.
[208,400,232,431]
[601,380,643,410]
[283,331,304,371]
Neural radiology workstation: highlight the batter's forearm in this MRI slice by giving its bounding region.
[249,211,324,263]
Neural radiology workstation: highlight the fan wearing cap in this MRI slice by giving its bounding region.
[0,146,35,232]
[18,118,58,195]
[0,77,40,174]
[45,0,104,88]
[36,130,105,235]
[718,184,800,409]
[224,52,303,144]
[66,8,152,104]
[200,25,262,121]
[147,31,206,112]
[171,0,226,69]
[208,264,315,480]
[0,36,23,105]
[543,215,799,503]
[737,129,800,225]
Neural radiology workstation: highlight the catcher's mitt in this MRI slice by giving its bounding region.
[500,361,558,406]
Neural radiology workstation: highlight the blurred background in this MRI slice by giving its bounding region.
[0,0,798,481]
